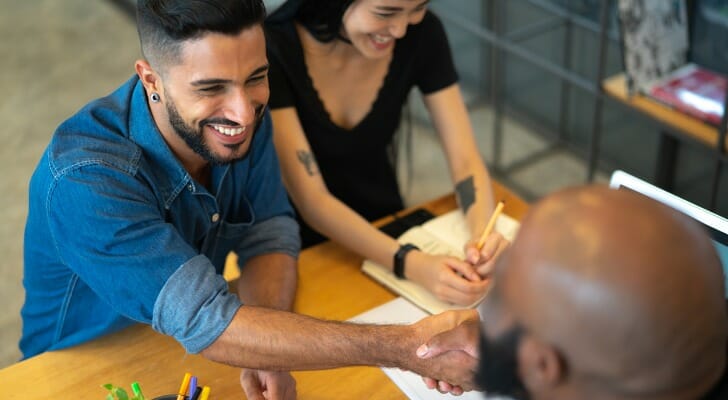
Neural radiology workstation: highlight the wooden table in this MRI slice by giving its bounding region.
[0,183,528,400]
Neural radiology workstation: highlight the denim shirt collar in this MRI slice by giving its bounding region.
[127,78,202,209]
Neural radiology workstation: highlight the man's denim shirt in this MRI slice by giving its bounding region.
[20,76,300,359]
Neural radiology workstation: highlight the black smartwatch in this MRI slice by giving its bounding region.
[393,243,419,279]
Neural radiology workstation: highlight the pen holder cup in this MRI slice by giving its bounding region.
[152,396,188,400]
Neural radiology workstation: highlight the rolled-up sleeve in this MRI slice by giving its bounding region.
[152,254,242,354]
[235,215,301,268]
[48,164,243,354]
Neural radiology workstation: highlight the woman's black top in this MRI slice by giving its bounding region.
[265,10,458,247]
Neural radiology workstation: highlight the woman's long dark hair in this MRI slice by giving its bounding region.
[268,0,355,42]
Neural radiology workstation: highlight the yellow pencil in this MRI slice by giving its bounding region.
[176,372,191,400]
[476,201,505,250]
[199,386,211,400]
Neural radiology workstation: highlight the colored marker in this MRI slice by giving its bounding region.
[190,386,202,400]
[131,382,146,400]
[187,376,197,399]
[176,372,191,400]
[199,386,211,400]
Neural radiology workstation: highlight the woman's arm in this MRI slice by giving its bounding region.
[271,107,487,305]
[424,84,509,275]
[271,107,399,267]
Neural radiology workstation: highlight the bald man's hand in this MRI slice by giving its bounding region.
[465,232,510,277]
[416,319,481,395]
[406,310,480,391]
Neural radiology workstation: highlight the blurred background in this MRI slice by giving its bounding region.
[2,0,726,368]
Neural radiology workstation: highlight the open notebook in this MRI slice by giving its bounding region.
[362,210,520,315]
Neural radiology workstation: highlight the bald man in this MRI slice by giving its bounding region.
[418,185,728,400]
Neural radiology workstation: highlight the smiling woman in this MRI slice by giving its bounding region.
[264,0,508,306]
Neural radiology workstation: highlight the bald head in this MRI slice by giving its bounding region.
[498,185,727,399]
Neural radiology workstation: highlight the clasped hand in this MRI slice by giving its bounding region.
[417,318,481,395]
[407,232,509,305]
[405,310,480,392]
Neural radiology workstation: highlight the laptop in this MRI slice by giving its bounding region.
[609,170,728,297]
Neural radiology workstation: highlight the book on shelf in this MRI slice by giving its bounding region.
[361,209,520,315]
[616,0,728,125]
[618,0,689,95]
[648,63,727,126]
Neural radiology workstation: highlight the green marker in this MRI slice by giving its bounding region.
[131,382,146,400]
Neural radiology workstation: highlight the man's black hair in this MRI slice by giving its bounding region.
[137,0,266,69]
[268,0,355,43]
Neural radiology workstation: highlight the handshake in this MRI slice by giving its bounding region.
[405,309,483,396]
[236,186,728,400]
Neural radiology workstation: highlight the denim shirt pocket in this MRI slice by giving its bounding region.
[205,197,256,269]
[217,196,255,239]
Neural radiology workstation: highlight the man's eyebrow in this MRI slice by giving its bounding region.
[375,0,429,12]
[189,65,269,86]
[190,78,232,87]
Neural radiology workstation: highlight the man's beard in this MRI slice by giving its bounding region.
[166,96,264,165]
[475,324,530,400]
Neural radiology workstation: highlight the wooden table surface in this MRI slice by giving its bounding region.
[0,182,528,400]
[602,73,726,151]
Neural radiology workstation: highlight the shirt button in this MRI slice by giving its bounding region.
[211,213,220,223]
[187,184,194,192]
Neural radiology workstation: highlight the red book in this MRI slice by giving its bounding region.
[649,63,727,126]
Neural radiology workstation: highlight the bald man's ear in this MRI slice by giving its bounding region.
[518,335,565,393]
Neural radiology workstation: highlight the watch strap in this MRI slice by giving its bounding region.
[394,243,419,279]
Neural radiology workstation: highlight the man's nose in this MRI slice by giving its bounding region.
[223,89,256,126]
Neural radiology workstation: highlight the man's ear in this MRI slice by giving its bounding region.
[518,335,565,394]
[135,59,162,95]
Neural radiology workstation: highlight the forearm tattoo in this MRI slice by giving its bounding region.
[296,150,319,176]
[455,176,476,214]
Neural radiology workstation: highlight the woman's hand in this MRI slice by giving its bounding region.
[405,250,490,305]
[464,232,510,278]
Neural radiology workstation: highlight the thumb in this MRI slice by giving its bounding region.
[464,241,481,264]
[417,320,480,359]
[416,330,460,359]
